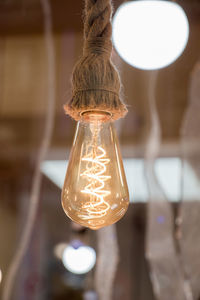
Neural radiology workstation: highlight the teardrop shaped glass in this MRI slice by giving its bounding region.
[62,112,129,230]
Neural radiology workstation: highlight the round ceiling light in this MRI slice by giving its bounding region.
[112,0,189,70]
[62,241,96,275]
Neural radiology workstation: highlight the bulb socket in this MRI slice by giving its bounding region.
[80,110,112,123]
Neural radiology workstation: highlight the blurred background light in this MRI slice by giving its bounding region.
[0,269,2,284]
[62,241,96,275]
[112,0,189,70]
[83,290,98,300]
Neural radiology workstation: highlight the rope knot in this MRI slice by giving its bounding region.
[84,38,112,57]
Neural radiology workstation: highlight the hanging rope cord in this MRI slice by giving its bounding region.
[2,1,56,299]
[65,0,127,121]
[83,0,112,57]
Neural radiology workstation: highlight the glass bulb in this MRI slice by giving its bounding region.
[62,111,129,230]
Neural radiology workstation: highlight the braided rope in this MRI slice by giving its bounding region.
[83,0,113,57]
[84,0,112,40]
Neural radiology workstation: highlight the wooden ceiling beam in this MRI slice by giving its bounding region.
[0,0,84,35]
[0,1,199,36]
[0,0,124,35]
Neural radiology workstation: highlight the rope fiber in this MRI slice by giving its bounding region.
[64,0,127,121]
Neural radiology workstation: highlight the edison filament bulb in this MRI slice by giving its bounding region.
[62,111,129,230]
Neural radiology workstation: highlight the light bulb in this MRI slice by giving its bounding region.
[112,0,189,70]
[62,111,129,230]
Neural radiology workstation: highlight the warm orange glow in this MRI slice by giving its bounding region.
[62,111,129,230]
[80,146,111,220]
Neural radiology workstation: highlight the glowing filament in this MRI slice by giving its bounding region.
[80,146,111,220]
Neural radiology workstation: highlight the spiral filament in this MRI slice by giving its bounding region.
[80,145,111,220]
